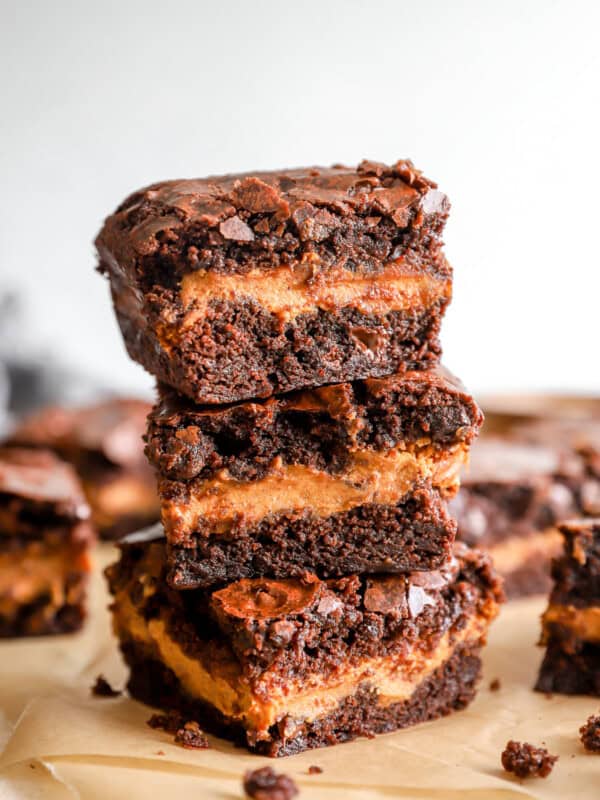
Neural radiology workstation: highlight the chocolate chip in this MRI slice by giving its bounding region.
[219,215,255,241]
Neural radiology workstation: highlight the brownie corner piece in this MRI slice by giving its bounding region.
[96,160,452,403]
[0,446,94,636]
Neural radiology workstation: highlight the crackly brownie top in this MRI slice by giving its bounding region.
[146,366,481,482]
[0,446,90,518]
[96,159,450,280]
[10,398,151,469]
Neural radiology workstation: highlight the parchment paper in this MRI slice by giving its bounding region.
[0,545,598,799]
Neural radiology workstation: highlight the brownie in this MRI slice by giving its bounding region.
[96,160,452,404]
[535,518,600,695]
[0,446,94,636]
[145,367,481,587]
[106,531,503,755]
[8,398,159,539]
[451,425,584,598]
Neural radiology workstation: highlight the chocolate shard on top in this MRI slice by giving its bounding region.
[97,160,453,404]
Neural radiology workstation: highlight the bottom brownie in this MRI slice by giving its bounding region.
[123,636,483,756]
[107,531,502,755]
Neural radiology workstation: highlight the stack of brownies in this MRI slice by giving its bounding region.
[97,160,503,755]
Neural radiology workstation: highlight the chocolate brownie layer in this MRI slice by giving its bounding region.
[9,398,159,539]
[167,487,457,587]
[107,532,502,754]
[147,369,480,586]
[0,447,94,637]
[535,519,600,695]
[96,160,452,404]
[147,367,481,485]
[123,636,483,757]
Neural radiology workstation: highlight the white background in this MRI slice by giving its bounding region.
[1,0,599,397]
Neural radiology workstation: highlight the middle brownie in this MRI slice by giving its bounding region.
[146,367,482,588]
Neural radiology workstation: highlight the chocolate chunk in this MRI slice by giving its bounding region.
[489,678,501,691]
[308,765,322,775]
[579,715,600,753]
[174,720,209,749]
[219,215,255,241]
[212,575,321,620]
[364,576,407,615]
[243,766,298,800]
[230,177,289,215]
[91,675,121,698]
[501,740,558,778]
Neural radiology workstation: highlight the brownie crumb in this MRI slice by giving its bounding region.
[243,766,299,799]
[489,678,501,691]
[91,675,121,698]
[308,765,323,775]
[579,715,600,753]
[501,740,558,778]
[174,720,209,750]
[146,711,184,734]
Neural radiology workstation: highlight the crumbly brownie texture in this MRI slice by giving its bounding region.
[9,398,159,539]
[243,767,298,799]
[579,714,600,752]
[97,160,452,404]
[166,487,457,588]
[501,740,558,779]
[107,533,502,755]
[0,447,93,636]
[147,367,481,486]
[535,519,600,695]
[173,721,209,749]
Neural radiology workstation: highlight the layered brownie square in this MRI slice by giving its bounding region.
[145,367,482,587]
[107,530,502,756]
[0,447,94,636]
[451,435,579,597]
[535,518,600,695]
[96,160,452,405]
[9,398,159,539]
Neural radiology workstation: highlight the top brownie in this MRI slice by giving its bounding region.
[97,160,452,404]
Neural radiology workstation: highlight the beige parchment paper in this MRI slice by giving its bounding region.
[0,544,598,800]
